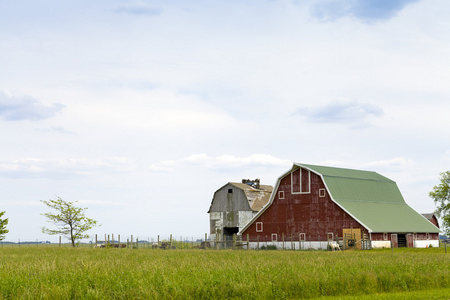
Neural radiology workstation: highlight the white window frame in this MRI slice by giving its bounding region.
[413,233,417,240]
[271,234,277,242]
[319,189,326,197]
[278,191,284,199]
[383,232,388,241]
[299,233,306,241]
[327,232,334,240]
[426,233,430,240]
[291,168,311,195]
[256,222,263,232]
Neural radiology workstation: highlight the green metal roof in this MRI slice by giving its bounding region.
[298,163,440,233]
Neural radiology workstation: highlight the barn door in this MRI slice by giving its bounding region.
[391,234,398,248]
[342,228,361,250]
[407,234,414,248]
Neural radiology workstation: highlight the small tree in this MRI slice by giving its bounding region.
[0,211,8,241]
[41,197,100,247]
[429,171,450,237]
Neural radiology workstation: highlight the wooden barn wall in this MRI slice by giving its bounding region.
[243,168,368,242]
[371,233,438,241]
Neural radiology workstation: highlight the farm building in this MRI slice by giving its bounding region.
[208,179,273,244]
[240,163,441,249]
[422,213,440,228]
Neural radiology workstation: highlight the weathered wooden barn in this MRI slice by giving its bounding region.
[208,179,272,243]
[240,163,440,249]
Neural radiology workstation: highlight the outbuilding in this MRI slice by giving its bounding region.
[208,179,272,244]
[240,163,440,249]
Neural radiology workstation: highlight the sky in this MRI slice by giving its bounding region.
[1,0,449,242]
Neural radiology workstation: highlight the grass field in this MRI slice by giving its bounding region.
[0,246,449,299]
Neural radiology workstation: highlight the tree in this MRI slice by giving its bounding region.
[429,171,450,237]
[41,197,100,247]
[0,211,8,241]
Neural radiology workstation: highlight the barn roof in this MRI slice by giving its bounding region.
[208,182,273,213]
[229,183,273,211]
[299,163,440,233]
[240,163,440,234]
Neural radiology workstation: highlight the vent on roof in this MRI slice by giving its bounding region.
[242,179,260,189]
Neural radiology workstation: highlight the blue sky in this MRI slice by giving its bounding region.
[1,0,449,242]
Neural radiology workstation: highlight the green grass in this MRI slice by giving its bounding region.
[0,247,449,299]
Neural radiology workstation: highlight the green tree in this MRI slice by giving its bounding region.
[0,211,8,241]
[429,171,450,237]
[41,197,100,247]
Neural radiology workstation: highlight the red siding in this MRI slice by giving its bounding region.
[243,168,367,242]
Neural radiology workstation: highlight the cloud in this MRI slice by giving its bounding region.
[310,0,420,22]
[150,153,292,173]
[0,157,134,179]
[39,126,74,134]
[113,3,162,16]
[0,91,65,121]
[296,100,383,127]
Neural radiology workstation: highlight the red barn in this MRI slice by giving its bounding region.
[240,163,440,249]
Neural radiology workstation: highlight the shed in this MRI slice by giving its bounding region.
[208,179,272,243]
[240,163,440,249]
[422,213,440,228]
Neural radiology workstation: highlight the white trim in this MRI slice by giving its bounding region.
[291,167,311,195]
[319,189,326,197]
[299,233,306,241]
[271,234,277,242]
[256,222,263,232]
[327,232,334,240]
[278,191,284,199]
[383,232,388,240]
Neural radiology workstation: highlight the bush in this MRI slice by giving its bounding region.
[260,245,277,250]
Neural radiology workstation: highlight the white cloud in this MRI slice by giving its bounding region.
[0,90,65,121]
[0,157,134,179]
[296,100,384,128]
[113,3,163,16]
[150,153,292,173]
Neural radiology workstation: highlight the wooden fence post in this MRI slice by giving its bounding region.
[282,233,285,250]
[247,233,249,250]
[59,236,61,247]
[204,233,207,250]
[170,234,173,249]
[131,235,133,249]
[136,237,138,249]
[112,234,115,248]
[215,231,219,250]
[157,235,160,248]
[257,235,259,250]
[232,234,236,250]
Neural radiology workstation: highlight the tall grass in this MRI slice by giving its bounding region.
[0,247,449,299]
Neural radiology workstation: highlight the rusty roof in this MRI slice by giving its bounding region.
[229,182,273,211]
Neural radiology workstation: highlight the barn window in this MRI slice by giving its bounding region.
[413,233,417,239]
[299,233,306,241]
[319,189,326,197]
[291,167,311,194]
[256,222,263,232]
[426,233,429,240]
[228,189,233,193]
[271,234,277,242]
[278,191,284,199]
[383,233,388,240]
[327,233,334,240]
